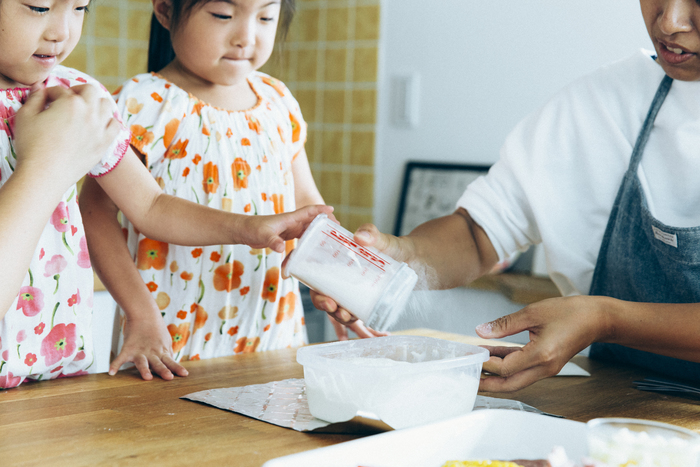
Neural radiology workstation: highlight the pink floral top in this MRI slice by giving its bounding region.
[0,66,130,389]
[112,72,308,361]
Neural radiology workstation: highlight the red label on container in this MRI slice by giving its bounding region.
[324,229,388,272]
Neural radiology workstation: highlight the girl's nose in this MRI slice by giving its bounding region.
[658,0,694,36]
[232,17,256,48]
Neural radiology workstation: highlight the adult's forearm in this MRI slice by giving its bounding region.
[405,208,499,290]
[601,296,700,363]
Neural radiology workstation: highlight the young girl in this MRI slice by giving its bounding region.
[80,0,375,381]
[0,0,331,389]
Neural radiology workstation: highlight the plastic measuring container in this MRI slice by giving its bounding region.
[283,214,417,330]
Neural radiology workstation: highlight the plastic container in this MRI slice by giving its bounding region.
[283,214,417,330]
[297,335,490,429]
[587,418,700,467]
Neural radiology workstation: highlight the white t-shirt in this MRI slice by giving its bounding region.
[459,49,700,297]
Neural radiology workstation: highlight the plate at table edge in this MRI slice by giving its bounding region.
[263,409,587,467]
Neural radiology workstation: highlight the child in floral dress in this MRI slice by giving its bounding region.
[0,0,331,389]
[80,0,378,379]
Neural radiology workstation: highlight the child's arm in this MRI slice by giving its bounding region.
[291,149,386,340]
[94,148,331,250]
[0,86,119,318]
[80,177,188,380]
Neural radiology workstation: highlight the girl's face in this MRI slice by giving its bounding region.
[0,0,88,87]
[168,0,281,87]
[641,0,700,81]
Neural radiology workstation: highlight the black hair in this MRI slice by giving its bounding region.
[148,0,296,73]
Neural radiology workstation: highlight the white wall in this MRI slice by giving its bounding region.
[375,0,652,233]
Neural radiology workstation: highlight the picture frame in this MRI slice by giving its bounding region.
[394,161,490,237]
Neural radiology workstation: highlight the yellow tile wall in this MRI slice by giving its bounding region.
[263,0,380,232]
[66,0,380,232]
[63,0,152,91]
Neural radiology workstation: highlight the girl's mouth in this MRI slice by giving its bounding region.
[32,54,58,66]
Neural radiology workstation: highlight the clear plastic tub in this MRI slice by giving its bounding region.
[283,214,417,330]
[587,418,700,467]
[297,335,489,429]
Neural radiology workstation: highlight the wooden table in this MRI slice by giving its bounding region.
[2,329,699,466]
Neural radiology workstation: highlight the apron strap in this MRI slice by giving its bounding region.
[627,75,673,173]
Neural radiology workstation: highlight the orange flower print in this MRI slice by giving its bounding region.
[168,323,190,353]
[276,292,296,324]
[226,128,233,138]
[130,124,154,152]
[146,281,158,292]
[210,251,221,262]
[277,126,286,143]
[191,248,203,259]
[261,193,267,201]
[202,162,219,194]
[151,92,163,102]
[246,113,263,134]
[244,204,251,213]
[112,85,123,96]
[261,267,280,302]
[262,76,286,96]
[241,138,251,147]
[156,292,170,310]
[285,239,296,257]
[176,310,187,320]
[126,97,143,115]
[235,336,260,354]
[170,261,179,273]
[192,101,205,116]
[205,332,212,342]
[180,271,194,281]
[213,261,244,292]
[163,118,180,148]
[289,112,301,143]
[164,139,189,160]
[182,167,190,177]
[227,326,239,336]
[190,354,200,361]
[202,125,210,136]
[192,304,208,331]
[240,286,250,296]
[264,324,271,332]
[193,154,201,165]
[231,158,251,191]
[137,238,169,270]
[271,194,284,214]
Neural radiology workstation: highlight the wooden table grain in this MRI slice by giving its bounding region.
[1,329,699,466]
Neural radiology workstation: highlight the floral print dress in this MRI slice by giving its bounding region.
[112,72,308,361]
[0,66,130,389]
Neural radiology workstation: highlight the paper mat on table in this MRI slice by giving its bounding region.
[182,378,560,434]
[558,361,590,376]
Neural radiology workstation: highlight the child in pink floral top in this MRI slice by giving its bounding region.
[0,0,331,389]
[80,0,383,380]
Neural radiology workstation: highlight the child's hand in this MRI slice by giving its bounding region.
[242,204,334,252]
[13,84,121,188]
[326,313,389,341]
[109,314,189,381]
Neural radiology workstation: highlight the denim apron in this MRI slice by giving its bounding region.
[588,75,700,381]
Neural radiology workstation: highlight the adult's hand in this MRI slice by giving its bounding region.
[476,295,610,392]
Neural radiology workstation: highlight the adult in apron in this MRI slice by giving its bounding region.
[588,74,700,382]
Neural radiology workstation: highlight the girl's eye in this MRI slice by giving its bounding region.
[28,5,50,13]
[211,13,232,20]
[260,16,275,22]
[76,5,90,13]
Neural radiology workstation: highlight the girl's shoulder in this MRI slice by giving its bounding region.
[112,72,175,101]
[49,65,112,96]
[250,71,294,101]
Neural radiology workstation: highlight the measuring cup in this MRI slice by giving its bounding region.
[283,214,417,330]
